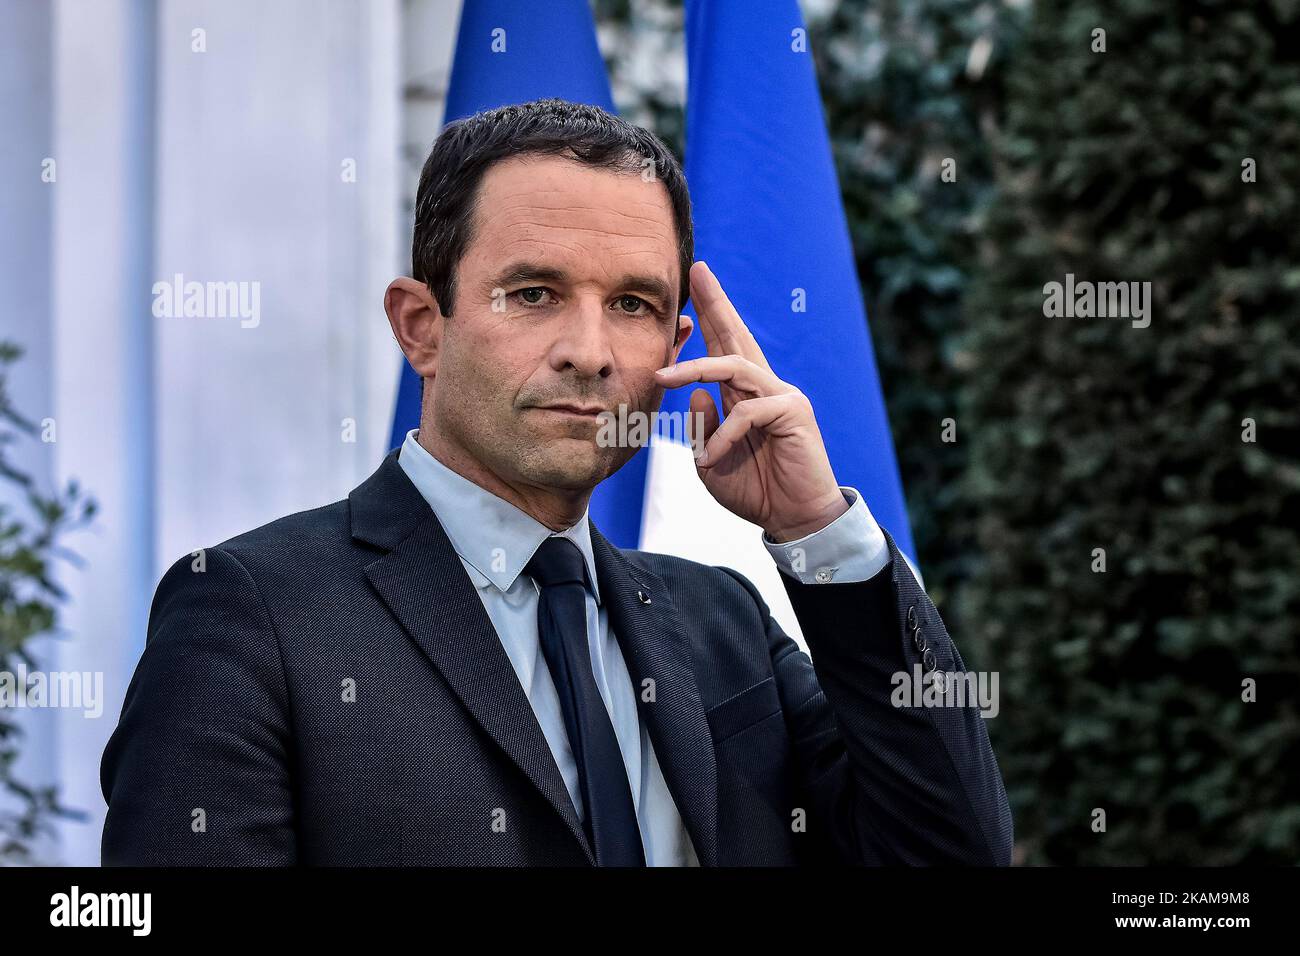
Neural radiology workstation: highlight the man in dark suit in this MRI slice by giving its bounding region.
[101,98,1012,866]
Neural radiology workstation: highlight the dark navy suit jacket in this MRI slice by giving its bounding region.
[101,449,1013,865]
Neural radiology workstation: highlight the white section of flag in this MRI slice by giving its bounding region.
[638,435,807,650]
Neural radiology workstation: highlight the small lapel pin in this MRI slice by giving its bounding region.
[636,589,652,605]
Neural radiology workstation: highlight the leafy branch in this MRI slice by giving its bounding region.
[0,341,97,864]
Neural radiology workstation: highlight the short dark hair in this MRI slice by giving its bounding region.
[410,97,694,319]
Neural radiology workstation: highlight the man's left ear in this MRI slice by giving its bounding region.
[671,313,694,360]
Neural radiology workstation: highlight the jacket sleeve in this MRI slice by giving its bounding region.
[100,547,297,865]
[722,528,1013,865]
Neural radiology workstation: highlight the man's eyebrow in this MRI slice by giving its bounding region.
[487,262,675,311]
[615,273,673,309]
[488,262,570,289]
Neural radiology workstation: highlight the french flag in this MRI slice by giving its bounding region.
[391,0,915,642]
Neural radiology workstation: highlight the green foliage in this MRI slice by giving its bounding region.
[811,0,1025,612]
[957,0,1300,863]
[593,0,687,154]
[0,342,96,863]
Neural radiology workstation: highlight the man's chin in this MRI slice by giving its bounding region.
[522,441,634,491]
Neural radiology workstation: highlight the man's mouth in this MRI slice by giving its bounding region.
[535,403,607,418]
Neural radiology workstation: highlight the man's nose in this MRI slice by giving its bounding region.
[548,297,614,379]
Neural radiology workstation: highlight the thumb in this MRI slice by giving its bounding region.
[688,388,719,465]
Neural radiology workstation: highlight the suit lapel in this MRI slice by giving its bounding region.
[352,452,594,864]
[590,524,720,867]
[350,451,720,866]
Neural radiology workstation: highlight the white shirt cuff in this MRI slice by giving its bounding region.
[762,487,890,584]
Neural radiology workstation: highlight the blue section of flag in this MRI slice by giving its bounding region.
[388,0,649,548]
[677,0,916,559]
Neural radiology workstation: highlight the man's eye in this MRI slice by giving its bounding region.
[513,287,553,306]
[615,295,651,315]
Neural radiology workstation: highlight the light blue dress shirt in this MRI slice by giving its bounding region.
[397,428,890,865]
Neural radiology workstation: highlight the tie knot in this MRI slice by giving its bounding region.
[525,536,590,591]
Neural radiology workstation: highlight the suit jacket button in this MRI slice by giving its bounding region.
[922,647,937,671]
[913,630,927,653]
[906,605,917,629]
[637,590,652,604]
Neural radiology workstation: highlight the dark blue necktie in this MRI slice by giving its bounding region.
[525,536,646,866]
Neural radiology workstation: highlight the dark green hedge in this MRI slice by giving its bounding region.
[957,0,1300,864]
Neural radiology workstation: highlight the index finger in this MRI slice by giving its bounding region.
[690,261,773,372]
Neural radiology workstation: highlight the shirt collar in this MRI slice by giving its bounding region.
[396,428,601,604]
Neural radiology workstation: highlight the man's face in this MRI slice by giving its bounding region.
[427,153,692,493]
